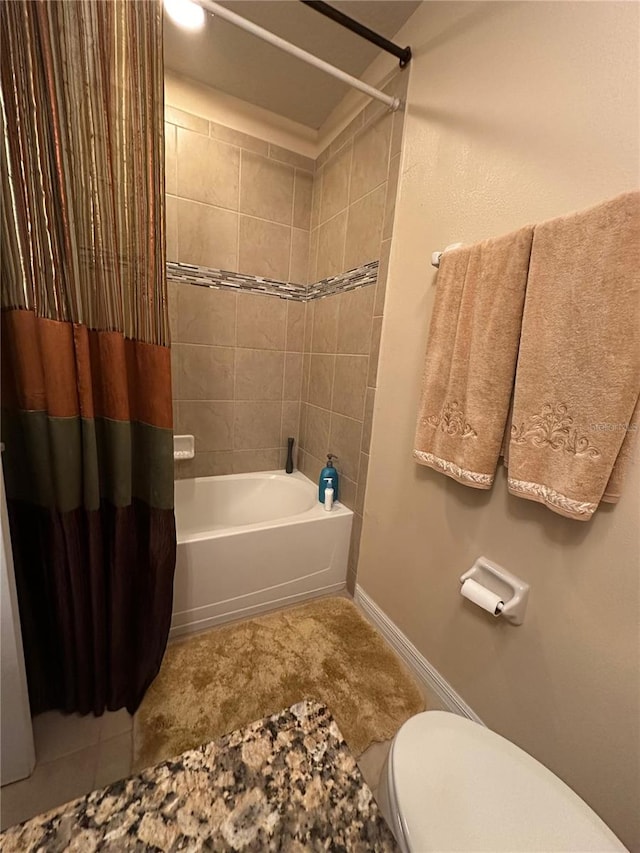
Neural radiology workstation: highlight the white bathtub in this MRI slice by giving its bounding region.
[170,470,353,637]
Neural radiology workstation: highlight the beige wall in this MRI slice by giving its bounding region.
[358,1,640,848]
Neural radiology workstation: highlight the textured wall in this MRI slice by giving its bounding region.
[358,2,640,847]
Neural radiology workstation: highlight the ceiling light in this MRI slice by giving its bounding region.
[164,0,206,32]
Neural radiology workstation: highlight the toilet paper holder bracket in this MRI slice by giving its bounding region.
[460,557,530,625]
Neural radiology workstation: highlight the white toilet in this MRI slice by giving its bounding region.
[377,711,627,852]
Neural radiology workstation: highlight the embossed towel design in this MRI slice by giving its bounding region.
[413,227,534,487]
[507,191,640,520]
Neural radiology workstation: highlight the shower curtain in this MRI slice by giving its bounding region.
[0,1,176,715]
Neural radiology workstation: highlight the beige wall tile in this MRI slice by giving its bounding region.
[238,216,291,280]
[332,355,368,420]
[234,402,282,450]
[284,352,303,401]
[311,168,322,231]
[299,449,322,485]
[311,295,339,353]
[346,569,356,596]
[239,151,294,225]
[355,452,369,515]
[236,292,287,349]
[178,401,234,451]
[303,302,314,354]
[348,511,362,576]
[293,171,313,230]
[350,115,392,203]
[316,145,331,169]
[233,449,280,473]
[209,121,269,155]
[320,144,351,223]
[339,476,357,511]
[330,111,364,158]
[374,239,392,317]
[176,285,236,346]
[344,186,385,271]
[168,281,179,340]
[177,129,239,210]
[235,349,285,400]
[308,354,335,410]
[165,123,177,195]
[304,405,331,460]
[174,451,234,479]
[281,401,301,444]
[336,286,375,354]
[290,229,309,285]
[268,143,315,172]
[301,353,311,402]
[165,106,208,135]
[308,227,319,284]
[166,195,178,262]
[177,199,238,269]
[317,211,347,280]
[285,301,305,352]
[299,401,308,446]
[329,413,362,481]
[361,387,375,453]
[383,153,401,240]
[174,344,234,400]
[367,316,383,387]
[391,108,405,159]
[170,345,180,400]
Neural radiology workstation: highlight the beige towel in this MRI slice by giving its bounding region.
[508,191,640,520]
[413,227,534,487]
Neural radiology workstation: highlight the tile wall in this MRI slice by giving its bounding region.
[164,105,314,284]
[298,74,406,590]
[166,105,312,478]
[167,71,407,587]
[170,284,305,477]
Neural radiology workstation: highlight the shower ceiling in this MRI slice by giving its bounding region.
[163,0,420,129]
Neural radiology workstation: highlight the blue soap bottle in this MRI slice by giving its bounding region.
[319,454,339,503]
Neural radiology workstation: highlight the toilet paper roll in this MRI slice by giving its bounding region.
[461,578,504,616]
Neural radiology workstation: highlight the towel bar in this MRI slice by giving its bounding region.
[431,242,463,268]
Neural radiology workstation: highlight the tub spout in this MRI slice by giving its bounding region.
[285,437,295,474]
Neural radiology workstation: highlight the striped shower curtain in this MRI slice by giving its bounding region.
[0,0,176,714]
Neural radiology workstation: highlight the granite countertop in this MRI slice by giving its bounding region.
[1,700,399,852]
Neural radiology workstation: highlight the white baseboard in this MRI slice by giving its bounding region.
[355,584,484,725]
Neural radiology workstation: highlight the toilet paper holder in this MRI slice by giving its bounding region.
[460,557,530,625]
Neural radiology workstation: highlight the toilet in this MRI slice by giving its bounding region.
[377,711,627,852]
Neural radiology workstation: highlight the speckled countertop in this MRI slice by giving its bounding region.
[1,700,399,851]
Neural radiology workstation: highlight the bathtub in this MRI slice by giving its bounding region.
[170,470,353,637]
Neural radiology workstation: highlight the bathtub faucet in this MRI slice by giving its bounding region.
[285,437,295,474]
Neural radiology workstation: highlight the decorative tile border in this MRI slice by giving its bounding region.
[166,261,378,302]
[306,261,379,299]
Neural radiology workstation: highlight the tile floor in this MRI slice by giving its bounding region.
[0,708,133,831]
[0,706,394,833]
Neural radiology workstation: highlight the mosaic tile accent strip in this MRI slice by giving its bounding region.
[166,260,378,302]
[306,261,378,299]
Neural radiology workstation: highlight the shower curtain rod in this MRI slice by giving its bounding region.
[301,1,412,68]
[195,0,403,112]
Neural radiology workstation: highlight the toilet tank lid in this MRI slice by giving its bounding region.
[389,711,627,853]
